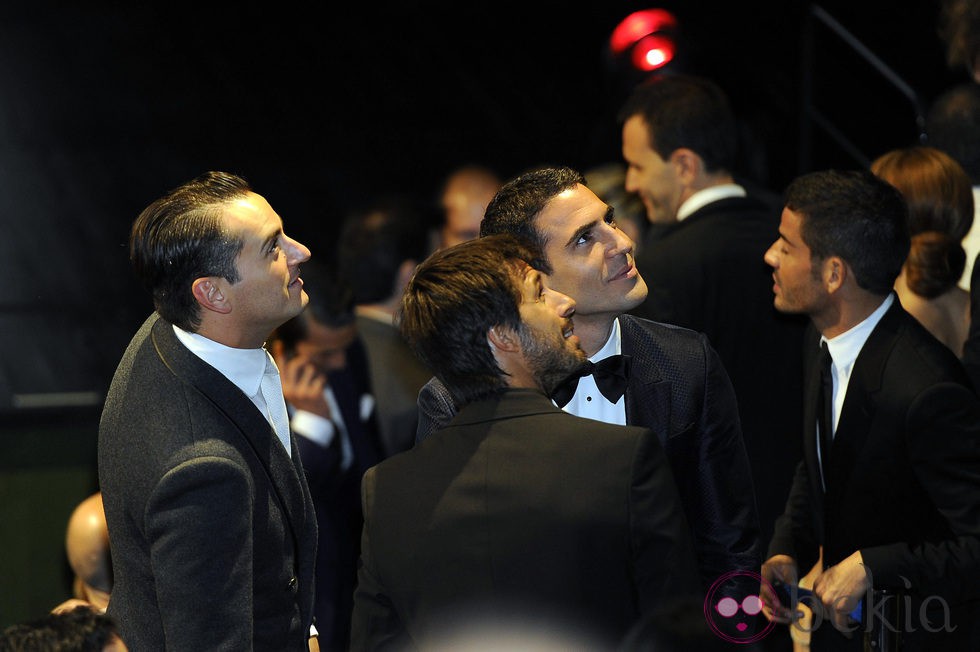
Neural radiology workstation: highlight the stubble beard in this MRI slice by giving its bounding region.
[519,324,588,396]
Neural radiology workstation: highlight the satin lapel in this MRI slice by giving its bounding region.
[825,304,897,502]
[619,316,671,445]
[149,316,308,549]
[802,336,825,524]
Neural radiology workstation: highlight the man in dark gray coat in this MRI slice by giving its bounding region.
[99,172,319,651]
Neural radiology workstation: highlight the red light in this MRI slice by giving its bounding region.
[609,9,677,55]
[632,34,675,71]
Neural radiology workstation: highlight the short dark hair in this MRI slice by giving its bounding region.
[617,73,737,174]
[272,260,354,353]
[480,166,586,274]
[399,235,535,406]
[129,171,251,331]
[336,196,430,305]
[786,169,910,295]
[926,83,980,183]
[0,606,121,652]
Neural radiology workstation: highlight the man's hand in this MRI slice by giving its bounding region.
[812,550,869,634]
[277,353,331,419]
[760,554,799,624]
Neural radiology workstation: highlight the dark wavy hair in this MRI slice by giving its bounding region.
[399,235,536,406]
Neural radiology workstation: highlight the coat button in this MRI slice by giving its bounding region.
[287,576,297,590]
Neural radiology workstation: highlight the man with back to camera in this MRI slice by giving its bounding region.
[619,72,806,549]
[760,169,980,651]
[350,234,700,650]
[98,171,319,650]
[415,166,761,594]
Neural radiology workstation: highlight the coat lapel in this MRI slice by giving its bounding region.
[824,302,897,505]
[620,316,671,444]
[149,316,309,550]
[802,331,826,531]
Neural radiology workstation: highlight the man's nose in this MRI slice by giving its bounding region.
[285,234,312,263]
[607,225,634,257]
[763,242,779,268]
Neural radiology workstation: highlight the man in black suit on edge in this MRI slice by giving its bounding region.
[761,170,980,651]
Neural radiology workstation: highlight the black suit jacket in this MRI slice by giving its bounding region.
[350,389,701,650]
[415,315,761,590]
[630,194,807,547]
[98,314,318,651]
[769,298,980,650]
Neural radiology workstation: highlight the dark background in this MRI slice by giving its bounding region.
[0,0,969,630]
[0,0,965,407]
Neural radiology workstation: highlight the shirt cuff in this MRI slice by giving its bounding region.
[291,410,336,448]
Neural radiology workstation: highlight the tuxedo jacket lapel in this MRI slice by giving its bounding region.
[620,317,671,445]
[802,339,825,531]
[150,317,309,550]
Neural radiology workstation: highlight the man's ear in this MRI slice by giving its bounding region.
[191,277,232,314]
[822,256,847,293]
[669,147,703,186]
[487,325,520,353]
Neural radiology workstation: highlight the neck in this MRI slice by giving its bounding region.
[570,312,617,357]
[814,291,889,340]
[496,351,545,393]
[194,320,268,349]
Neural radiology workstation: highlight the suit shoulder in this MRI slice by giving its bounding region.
[620,314,709,357]
[891,313,972,387]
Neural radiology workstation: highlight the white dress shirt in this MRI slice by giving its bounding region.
[815,294,894,484]
[562,317,628,426]
[172,325,292,457]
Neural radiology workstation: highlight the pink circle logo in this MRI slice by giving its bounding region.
[703,570,776,644]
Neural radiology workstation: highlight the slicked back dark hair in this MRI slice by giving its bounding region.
[129,171,251,331]
[480,166,586,274]
[617,73,737,174]
[399,234,535,406]
[786,169,910,295]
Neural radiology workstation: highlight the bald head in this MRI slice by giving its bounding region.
[65,492,112,609]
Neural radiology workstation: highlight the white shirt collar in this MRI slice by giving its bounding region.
[172,325,269,398]
[821,293,894,375]
[676,183,746,222]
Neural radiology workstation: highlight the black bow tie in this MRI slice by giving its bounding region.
[551,354,632,408]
